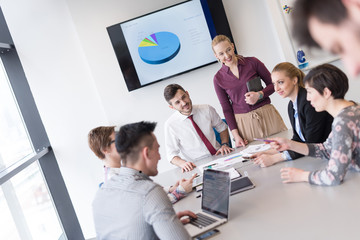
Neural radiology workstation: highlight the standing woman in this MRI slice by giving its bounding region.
[253,62,333,167]
[212,35,287,146]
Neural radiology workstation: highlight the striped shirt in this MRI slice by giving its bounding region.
[104,167,187,204]
[92,167,191,240]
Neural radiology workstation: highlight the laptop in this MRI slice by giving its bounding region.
[185,169,230,238]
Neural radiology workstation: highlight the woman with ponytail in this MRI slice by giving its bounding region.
[252,62,333,167]
[211,35,287,147]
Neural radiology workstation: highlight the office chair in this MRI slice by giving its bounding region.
[213,119,232,148]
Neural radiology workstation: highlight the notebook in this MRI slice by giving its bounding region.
[246,76,263,92]
[185,169,230,237]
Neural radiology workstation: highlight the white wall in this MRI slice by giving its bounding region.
[1,0,359,238]
[64,0,289,174]
[0,0,108,237]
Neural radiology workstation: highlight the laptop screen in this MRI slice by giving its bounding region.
[201,169,230,218]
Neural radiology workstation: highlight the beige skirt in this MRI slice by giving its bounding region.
[234,104,287,142]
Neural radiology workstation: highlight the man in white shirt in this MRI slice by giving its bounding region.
[164,84,233,172]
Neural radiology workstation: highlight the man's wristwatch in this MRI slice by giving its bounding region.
[221,142,229,147]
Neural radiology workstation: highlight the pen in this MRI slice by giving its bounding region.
[253,138,275,143]
[205,163,217,169]
[224,155,242,162]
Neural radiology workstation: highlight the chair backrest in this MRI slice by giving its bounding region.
[213,119,232,148]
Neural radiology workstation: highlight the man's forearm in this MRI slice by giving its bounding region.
[171,156,186,167]
[219,130,230,145]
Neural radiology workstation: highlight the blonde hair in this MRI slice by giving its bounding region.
[211,35,232,51]
[272,62,305,88]
[211,34,244,63]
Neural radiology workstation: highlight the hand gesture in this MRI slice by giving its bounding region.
[234,136,248,148]
[215,145,234,155]
[168,181,180,193]
[179,173,197,193]
[180,161,196,172]
[280,167,310,183]
[253,153,278,167]
[244,91,260,105]
[269,137,291,152]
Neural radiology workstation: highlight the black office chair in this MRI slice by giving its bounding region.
[213,119,232,148]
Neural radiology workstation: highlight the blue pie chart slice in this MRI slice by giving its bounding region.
[138,32,180,65]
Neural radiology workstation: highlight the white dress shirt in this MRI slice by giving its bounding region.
[165,104,228,162]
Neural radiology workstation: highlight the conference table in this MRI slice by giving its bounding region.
[153,130,360,240]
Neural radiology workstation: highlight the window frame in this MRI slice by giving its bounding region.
[0,6,84,240]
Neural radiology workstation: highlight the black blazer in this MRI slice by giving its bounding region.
[287,87,333,159]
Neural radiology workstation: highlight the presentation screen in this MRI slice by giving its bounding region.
[107,0,233,91]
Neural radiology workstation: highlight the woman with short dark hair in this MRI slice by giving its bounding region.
[252,62,333,167]
[270,64,360,186]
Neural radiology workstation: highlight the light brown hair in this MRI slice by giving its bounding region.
[272,62,305,88]
[88,126,115,159]
[211,35,232,52]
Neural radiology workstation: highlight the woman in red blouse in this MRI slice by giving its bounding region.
[211,35,287,147]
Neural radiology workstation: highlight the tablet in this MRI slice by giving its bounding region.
[230,176,255,195]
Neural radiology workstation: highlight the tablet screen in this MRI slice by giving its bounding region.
[230,177,255,195]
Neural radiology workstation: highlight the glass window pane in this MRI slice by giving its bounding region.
[0,187,20,239]
[0,161,63,240]
[0,58,34,171]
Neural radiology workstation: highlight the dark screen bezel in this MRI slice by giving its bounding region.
[106,0,235,91]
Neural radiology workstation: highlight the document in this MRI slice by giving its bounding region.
[240,143,270,156]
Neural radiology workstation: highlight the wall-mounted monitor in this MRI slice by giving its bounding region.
[107,0,234,91]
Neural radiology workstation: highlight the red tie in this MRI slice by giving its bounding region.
[188,115,217,155]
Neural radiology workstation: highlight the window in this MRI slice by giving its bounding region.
[0,162,63,239]
[0,7,84,240]
[0,57,33,171]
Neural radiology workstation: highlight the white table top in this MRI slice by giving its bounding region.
[152,130,360,240]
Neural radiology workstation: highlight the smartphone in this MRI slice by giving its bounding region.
[195,229,220,240]
[230,176,255,195]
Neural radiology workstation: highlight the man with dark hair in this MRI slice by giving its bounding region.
[292,0,360,77]
[164,84,233,172]
[92,121,195,240]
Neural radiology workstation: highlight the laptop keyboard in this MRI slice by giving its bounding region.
[190,213,218,228]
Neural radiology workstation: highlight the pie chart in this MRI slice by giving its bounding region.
[138,31,181,65]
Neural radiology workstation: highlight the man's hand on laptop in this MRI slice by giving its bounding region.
[181,161,196,172]
[177,210,197,224]
[216,144,234,156]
